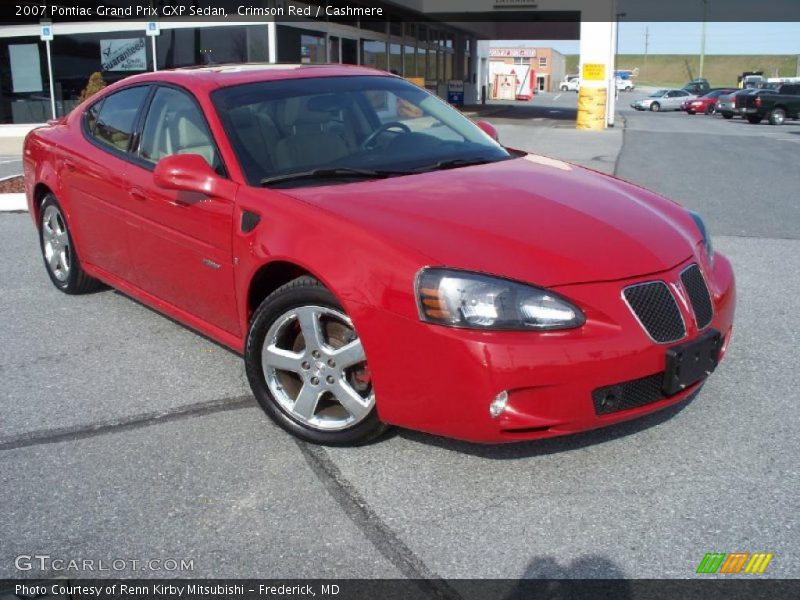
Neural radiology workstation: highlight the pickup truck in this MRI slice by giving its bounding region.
[740,83,800,125]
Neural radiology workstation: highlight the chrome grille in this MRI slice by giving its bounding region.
[681,264,714,330]
[623,281,686,343]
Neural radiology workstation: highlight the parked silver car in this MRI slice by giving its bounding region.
[717,89,754,119]
[631,89,695,111]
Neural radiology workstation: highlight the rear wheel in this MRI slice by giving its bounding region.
[39,194,102,294]
[769,107,786,125]
[245,276,387,445]
[747,115,762,124]
[705,104,715,115]
[650,102,661,112]
[721,112,733,119]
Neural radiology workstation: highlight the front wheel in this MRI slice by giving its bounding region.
[705,104,716,115]
[769,108,786,125]
[721,112,734,119]
[39,194,102,294]
[650,102,661,112]
[245,276,387,445]
[560,85,568,91]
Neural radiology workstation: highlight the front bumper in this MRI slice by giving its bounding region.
[357,254,735,443]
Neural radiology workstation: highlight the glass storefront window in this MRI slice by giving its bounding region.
[427,50,437,82]
[361,40,387,71]
[416,47,427,80]
[301,33,326,64]
[329,36,340,63]
[389,42,402,75]
[0,36,52,123]
[50,30,155,118]
[403,45,416,78]
[158,25,267,69]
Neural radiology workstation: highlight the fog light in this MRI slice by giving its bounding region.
[489,391,509,418]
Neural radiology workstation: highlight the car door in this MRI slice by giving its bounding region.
[123,85,241,336]
[663,90,680,109]
[62,85,151,282]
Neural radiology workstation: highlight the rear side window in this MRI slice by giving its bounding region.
[91,87,149,152]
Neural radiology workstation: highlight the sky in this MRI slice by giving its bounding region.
[491,22,800,55]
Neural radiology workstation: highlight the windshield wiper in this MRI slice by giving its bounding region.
[260,167,410,187]
[412,157,499,173]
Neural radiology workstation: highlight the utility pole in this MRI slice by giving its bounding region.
[643,27,649,78]
[699,0,708,79]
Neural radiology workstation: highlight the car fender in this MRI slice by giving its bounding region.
[233,185,433,334]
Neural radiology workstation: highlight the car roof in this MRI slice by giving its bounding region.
[110,63,394,94]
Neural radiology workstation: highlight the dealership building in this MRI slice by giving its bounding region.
[1,0,621,130]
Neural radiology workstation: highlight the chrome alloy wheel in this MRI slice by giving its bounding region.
[41,204,71,282]
[261,305,374,431]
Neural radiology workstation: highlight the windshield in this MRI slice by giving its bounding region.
[212,75,510,187]
[649,89,668,97]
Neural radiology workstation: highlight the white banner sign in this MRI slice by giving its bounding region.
[100,38,146,71]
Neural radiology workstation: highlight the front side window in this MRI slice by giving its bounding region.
[138,86,219,170]
[212,75,510,187]
[91,86,149,152]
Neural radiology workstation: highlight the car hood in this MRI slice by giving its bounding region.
[282,156,697,287]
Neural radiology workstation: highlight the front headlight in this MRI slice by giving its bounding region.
[688,210,714,265]
[416,268,585,331]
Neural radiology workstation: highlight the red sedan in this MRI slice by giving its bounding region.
[23,65,735,445]
[683,88,738,114]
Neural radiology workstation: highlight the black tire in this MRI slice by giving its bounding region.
[721,112,733,119]
[650,102,661,112]
[245,276,387,446]
[560,85,568,91]
[769,107,786,125]
[705,104,715,115]
[38,193,102,294]
[687,110,696,115]
[747,115,762,124]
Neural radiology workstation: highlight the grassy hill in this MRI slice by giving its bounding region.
[564,54,799,87]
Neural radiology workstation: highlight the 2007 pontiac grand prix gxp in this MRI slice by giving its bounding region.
[24,65,735,445]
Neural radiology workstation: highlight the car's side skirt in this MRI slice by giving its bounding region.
[82,261,245,354]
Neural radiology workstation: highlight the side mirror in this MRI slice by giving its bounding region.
[476,120,499,142]
[153,154,222,196]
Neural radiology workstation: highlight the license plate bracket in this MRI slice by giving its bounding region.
[662,329,722,396]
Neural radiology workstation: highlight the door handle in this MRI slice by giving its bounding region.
[129,187,147,202]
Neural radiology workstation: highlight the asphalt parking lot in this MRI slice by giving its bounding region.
[1,93,798,581]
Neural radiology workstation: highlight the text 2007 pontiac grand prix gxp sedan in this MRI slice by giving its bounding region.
[24,65,735,445]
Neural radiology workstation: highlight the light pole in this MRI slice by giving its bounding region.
[615,12,626,95]
[699,0,708,79]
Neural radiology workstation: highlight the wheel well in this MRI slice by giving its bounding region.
[247,261,312,320]
[773,104,787,112]
[32,183,53,227]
